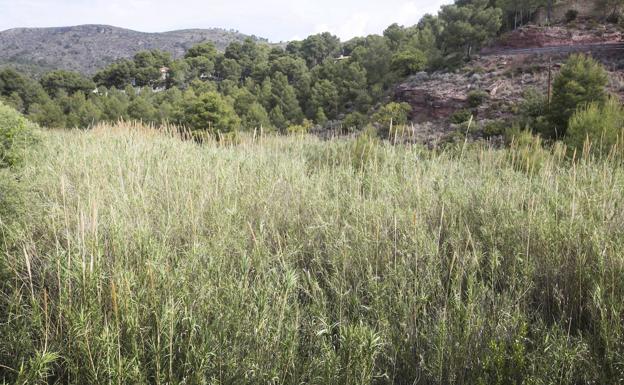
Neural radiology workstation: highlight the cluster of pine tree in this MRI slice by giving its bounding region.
[1,0,586,135]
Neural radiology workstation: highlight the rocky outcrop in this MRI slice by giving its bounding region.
[493,22,623,50]
[395,73,468,122]
[395,57,548,123]
[534,0,616,25]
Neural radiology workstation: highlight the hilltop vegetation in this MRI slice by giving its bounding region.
[1,0,623,147]
[0,0,509,135]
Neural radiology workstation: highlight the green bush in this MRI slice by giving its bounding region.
[517,88,546,127]
[342,112,368,133]
[450,109,473,124]
[566,97,624,157]
[180,91,241,134]
[372,102,412,136]
[467,90,489,108]
[0,102,35,168]
[565,9,579,22]
[548,54,608,138]
[391,49,427,76]
[483,120,506,138]
[286,119,313,135]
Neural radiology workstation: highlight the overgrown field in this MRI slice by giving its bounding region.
[1,123,624,385]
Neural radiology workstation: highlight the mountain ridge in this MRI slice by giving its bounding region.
[0,24,267,76]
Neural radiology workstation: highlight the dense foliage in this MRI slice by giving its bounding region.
[0,0,510,135]
[566,97,624,156]
[547,53,609,138]
[0,102,35,168]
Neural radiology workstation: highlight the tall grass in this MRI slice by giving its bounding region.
[1,122,624,384]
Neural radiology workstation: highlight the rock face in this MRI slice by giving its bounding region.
[494,23,623,49]
[396,73,468,122]
[0,24,266,75]
[394,41,624,145]
[534,0,615,25]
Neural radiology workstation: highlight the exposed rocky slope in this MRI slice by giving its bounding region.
[492,22,623,49]
[0,24,265,75]
[395,22,624,146]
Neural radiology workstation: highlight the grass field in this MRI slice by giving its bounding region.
[1,122,624,384]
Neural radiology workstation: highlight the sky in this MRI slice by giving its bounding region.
[0,0,451,42]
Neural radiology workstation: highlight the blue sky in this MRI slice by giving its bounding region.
[0,0,451,42]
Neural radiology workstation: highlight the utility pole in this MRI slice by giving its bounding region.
[547,57,553,107]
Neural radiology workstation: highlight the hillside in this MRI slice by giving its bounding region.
[0,24,266,75]
[394,21,624,146]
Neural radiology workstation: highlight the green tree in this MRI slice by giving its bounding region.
[315,107,328,125]
[350,36,393,89]
[268,72,303,125]
[133,50,172,87]
[185,42,218,59]
[96,90,129,122]
[59,92,102,128]
[40,70,95,97]
[0,102,35,168]
[384,23,408,50]
[0,68,50,113]
[180,91,240,134]
[548,54,608,138]
[128,94,157,123]
[215,57,242,82]
[269,105,288,130]
[310,80,339,119]
[372,102,412,134]
[29,100,65,128]
[93,59,136,89]
[566,97,624,157]
[299,32,341,67]
[241,102,272,130]
[269,55,311,103]
[225,38,268,80]
[439,0,502,59]
[391,50,427,76]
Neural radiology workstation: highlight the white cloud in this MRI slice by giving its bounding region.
[0,0,453,41]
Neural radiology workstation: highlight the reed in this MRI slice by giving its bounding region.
[1,122,623,384]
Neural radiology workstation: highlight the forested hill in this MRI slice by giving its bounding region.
[0,24,266,75]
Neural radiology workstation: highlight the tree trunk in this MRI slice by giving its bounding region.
[547,0,553,23]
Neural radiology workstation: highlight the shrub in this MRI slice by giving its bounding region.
[565,9,579,22]
[548,54,608,138]
[606,12,621,24]
[450,109,473,124]
[342,112,368,133]
[180,91,241,134]
[0,102,35,168]
[467,90,489,108]
[372,102,412,136]
[483,120,506,138]
[566,97,624,157]
[391,49,427,76]
[517,88,547,126]
[286,119,313,135]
